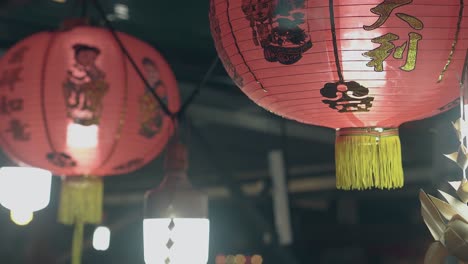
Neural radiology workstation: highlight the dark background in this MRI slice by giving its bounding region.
[0,0,463,263]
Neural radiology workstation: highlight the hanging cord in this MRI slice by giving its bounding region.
[177,56,219,118]
[91,0,173,117]
[90,0,219,119]
[80,0,88,18]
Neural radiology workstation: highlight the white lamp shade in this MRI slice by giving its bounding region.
[143,218,209,264]
[93,226,111,251]
[0,167,52,215]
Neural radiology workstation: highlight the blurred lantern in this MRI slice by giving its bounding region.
[0,21,180,263]
[420,54,468,264]
[92,226,111,251]
[455,51,468,179]
[0,167,52,226]
[216,254,264,264]
[143,136,209,264]
[209,0,467,190]
[420,181,468,263]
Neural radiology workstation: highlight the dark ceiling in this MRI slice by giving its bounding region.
[0,1,463,264]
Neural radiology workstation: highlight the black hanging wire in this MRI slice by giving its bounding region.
[80,0,88,18]
[90,0,219,120]
[177,56,219,118]
[91,0,173,117]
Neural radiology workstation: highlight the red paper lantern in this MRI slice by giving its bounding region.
[210,0,467,190]
[0,24,179,262]
[0,25,179,176]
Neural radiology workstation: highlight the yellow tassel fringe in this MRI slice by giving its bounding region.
[58,176,103,264]
[58,176,103,224]
[335,128,404,190]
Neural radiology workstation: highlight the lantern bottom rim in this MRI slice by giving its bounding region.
[336,127,399,138]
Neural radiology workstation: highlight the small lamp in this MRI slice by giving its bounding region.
[0,167,52,226]
[143,137,209,264]
[93,226,111,251]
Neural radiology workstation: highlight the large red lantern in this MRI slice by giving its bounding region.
[210,0,467,190]
[0,24,179,262]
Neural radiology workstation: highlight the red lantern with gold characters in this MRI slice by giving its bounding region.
[210,0,467,190]
[0,23,180,263]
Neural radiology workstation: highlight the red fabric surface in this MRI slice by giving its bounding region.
[0,26,180,176]
[210,0,467,128]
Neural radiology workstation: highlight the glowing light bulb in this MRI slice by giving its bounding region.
[67,123,99,148]
[10,210,33,226]
[93,226,111,251]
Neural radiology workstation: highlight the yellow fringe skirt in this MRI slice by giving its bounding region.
[335,127,404,190]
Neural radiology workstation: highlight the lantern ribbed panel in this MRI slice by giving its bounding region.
[0,26,180,177]
[210,0,467,128]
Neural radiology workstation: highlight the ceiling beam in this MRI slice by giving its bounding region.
[188,104,334,144]
[178,82,335,144]
[104,165,436,205]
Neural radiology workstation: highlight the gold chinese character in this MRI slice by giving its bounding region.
[364,0,423,30]
[363,32,422,72]
[363,33,399,72]
[400,32,422,71]
[396,13,423,30]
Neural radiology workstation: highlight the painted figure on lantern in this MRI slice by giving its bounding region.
[139,57,167,139]
[320,81,374,113]
[63,44,109,126]
[242,0,276,46]
[242,0,312,65]
[363,0,424,72]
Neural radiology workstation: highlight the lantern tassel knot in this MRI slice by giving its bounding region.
[335,128,404,190]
